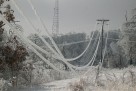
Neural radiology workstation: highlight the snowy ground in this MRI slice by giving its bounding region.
[43,78,79,91]
[10,66,136,91]
[40,66,136,91]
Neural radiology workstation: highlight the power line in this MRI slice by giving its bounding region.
[109,30,136,35]
[30,35,136,48]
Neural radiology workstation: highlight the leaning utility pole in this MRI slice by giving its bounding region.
[97,19,109,63]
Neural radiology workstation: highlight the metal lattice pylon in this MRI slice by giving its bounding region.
[52,0,59,36]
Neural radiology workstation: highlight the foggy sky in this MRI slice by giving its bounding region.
[12,0,136,36]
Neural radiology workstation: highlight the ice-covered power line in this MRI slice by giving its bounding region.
[0,14,72,73]
[28,31,136,68]
[82,22,109,76]
[27,0,64,57]
[33,22,99,62]
[15,0,102,64]
[83,27,109,76]
[105,37,136,42]
[71,32,100,69]
[11,0,77,72]
[11,0,101,70]
[108,30,136,35]
[60,22,98,61]
[11,0,99,69]
[18,0,103,64]
[4,0,110,68]
[11,0,61,58]
[22,27,100,70]
[43,40,90,46]
[27,27,100,69]
[31,32,100,69]
[11,0,75,71]
[11,0,108,70]
[11,0,100,69]
[27,0,101,63]
[1,1,77,73]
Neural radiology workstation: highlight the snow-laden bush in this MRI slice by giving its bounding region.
[66,66,136,91]
[0,78,11,91]
[68,78,86,91]
[0,78,5,91]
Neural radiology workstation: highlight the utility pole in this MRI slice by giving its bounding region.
[97,19,109,63]
[95,19,109,86]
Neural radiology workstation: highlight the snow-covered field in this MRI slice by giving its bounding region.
[4,66,136,91]
[40,66,136,91]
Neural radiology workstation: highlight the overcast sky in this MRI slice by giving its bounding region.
[12,0,136,36]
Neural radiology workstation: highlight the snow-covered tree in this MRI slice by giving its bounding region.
[0,0,28,88]
[118,8,136,65]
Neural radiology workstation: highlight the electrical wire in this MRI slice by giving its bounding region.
[27,0,101,62]
[10,0,107,70]
[0,14,71,73]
